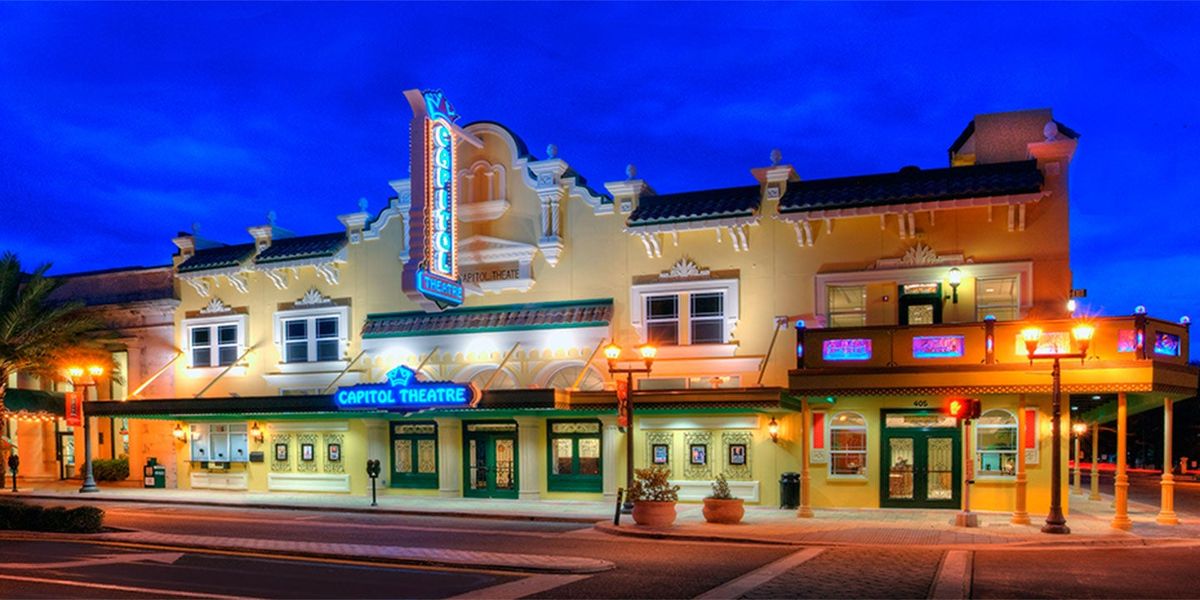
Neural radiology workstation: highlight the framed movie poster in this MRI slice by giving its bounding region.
[729,443,747,466]
[652,444,669,465]
[689,444,707,465]
[327,443,342,462]
[274,443,288,462]
[301,443,315,462]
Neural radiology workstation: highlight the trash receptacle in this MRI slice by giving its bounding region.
[143,458,166,489]
[780,472,800,509]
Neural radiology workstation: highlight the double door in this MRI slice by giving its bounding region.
[463,424,518,499]
[880,410,961,508]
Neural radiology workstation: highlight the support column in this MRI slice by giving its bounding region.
[1089,421,1101,501]
[1157,398,1179,525]
[599,415,620,502]
[1072,427,1082,496]
[797,401,813,518]
[1012,394,1030,524]
[513,417,542,501]
[433,418,462,498]
[1111,392,1132,530]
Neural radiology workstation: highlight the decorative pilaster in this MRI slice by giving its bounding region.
[1112,392,1132,530]
[599,415,619,502]
[798,401,813,518]
[513,416,542,501]
[529,152,570,266]
[1157,398,1179,525]
[434,418,462,498]
[1012,395,1030,524]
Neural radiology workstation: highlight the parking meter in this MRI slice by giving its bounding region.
[366,459,381,506]
[7,454,18,492]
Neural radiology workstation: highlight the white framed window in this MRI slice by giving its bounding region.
[183,315,248,369]
[189,423,249,463]
[976,409,1018,477]
[273,305,350,366]
[645,295,680,345]
[630,277,739,346]
[975,276,1020,321]
[829,411,867,477]
[827,285,867,328]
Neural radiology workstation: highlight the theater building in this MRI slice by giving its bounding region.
[86,98,1195,519]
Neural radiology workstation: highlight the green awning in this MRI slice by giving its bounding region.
[2,388,65,416]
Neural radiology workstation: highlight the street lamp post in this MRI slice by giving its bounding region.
[1072,422,1088,496]
[1021,323,1094,534]
[68,365,105,493]
[604,343,656,513]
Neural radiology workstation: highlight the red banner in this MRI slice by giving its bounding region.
[616,379,630,428]
[64,392,83,427]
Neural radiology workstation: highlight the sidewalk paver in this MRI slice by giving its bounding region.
[740,547,943,599]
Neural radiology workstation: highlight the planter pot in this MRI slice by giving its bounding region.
[631,500,677,527]
[702,497,745,524]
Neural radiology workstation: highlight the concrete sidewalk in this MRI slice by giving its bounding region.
[11,479,611,523]
[598,493,1200,548]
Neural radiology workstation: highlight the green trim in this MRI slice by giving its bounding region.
[878,409,961,509]
[365,320,609,339]
[462,421,520,499]
[363,298,614,339]
[367,297,613,321]
[390,421,439,490]
[546,419,603,493]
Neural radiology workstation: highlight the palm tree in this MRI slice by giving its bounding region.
[0,252,113,485]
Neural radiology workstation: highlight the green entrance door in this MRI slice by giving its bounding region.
[463,423,518,499]
[880,410,961,509]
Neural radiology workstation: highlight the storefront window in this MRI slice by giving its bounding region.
[829,411,867,476]
[547,421,602,492]
[391,422,438,489]
[976,409,1017,476]
[828,286,867,327]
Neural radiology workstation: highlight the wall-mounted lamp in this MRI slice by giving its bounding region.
[768,417,780,443]
[173,424,186,441]
[250,422,264,443]
[947,267,962,304]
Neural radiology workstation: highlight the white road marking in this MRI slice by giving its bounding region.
[0,551,184,570]
[693,547,824,599]
[928,549,972,600]
[448,574,589,600]
[0,573,255,600]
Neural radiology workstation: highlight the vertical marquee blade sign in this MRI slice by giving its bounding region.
[402,89,465,311]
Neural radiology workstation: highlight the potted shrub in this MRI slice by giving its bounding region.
[703,474,745,524]
[628,466,680,527]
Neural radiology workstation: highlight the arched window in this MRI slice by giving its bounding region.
[543,365,605,391]
[976,409,1018,476]
[829,411,867,476]
[468,368,517,390]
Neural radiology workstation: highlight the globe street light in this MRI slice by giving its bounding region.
[1021,323,1094,534]
[605,342,655,512]
[68,365,105,493]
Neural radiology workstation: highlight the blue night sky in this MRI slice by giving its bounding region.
[1,3,1197,335]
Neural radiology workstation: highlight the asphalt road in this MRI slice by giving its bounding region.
[1078,471,1200,514]
[3,499,1199,599]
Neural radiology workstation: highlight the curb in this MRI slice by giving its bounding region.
[0,530,615,575]
[12,492,601,525]
[592,521,1200,550]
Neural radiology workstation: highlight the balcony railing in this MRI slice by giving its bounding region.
[793,313,1190,371]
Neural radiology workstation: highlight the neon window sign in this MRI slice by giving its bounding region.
[401,89,481,311]
[335,365,476,410]
[1154,332,1181,356]
[822,338,872,361]
[913,335,965,358]
[1117,329,1138,353]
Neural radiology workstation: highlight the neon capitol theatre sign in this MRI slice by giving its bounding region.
[401,89,483,311]
[335,365,477,410]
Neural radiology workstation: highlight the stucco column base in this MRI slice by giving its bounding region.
[796,505,814,518]
[954,512,979,527]
[1156,476,1179,525]
[1111,476,1132,530]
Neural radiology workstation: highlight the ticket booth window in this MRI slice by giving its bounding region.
[547,421,602,492]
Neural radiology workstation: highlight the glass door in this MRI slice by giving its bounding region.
[463,423,519,499]
[57,431,76,480]
[898,283,943,325]
[390,422,438,489]
[881,410,960,508]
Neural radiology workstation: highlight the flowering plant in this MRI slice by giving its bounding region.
[627,467,680,502]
